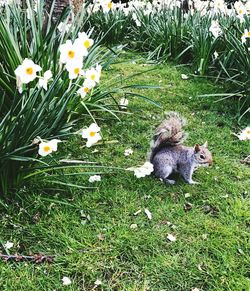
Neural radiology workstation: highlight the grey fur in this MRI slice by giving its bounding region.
[150,112,213,185]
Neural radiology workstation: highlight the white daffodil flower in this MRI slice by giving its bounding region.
[38,70,53,90]
[58,21,72,33]
[74,32,94,55]
[120,98,129,109]
[77,80,94,98]
[100,0,113,13]
[209,20,222,38]
[65,60,84,80]
[62,276,72,286]
[59,40,83,64]
[237,127,250,140]
[15,58,42,85]
[234,1,247,22]
[241,29,250,44]
[88,175,101,183]
[84,65,102,86]
[38,139,61,157]
[82,123,102,147]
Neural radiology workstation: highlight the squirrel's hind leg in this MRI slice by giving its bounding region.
[161,166,176,185]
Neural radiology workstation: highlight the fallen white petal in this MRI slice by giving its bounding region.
[181,74,189,80]
[130,224,138,229]
[94,279,102,286]
[167,233,176,242]
[133,209,142,216]
[3,241,14,250]
[62,276,72,286]
[144,208,152,220]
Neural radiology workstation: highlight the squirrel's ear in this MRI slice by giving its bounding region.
[203,141,208,148]
[194,144,200,152]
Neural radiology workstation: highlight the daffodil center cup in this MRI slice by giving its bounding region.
[89,132,96,137]
[91,74,95,80]
[74,68,80,74]
[68,50,75,58]
[108,2,112,9]
[43,145,51,152]
[84,87,90,93]
[84,40,90,49]
[26,67,33,75]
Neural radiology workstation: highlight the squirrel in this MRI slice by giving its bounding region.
[149,112,213,185]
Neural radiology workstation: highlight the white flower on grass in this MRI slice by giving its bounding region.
[84,65,102,86]
[124,148,133,156]
[62,276,72,286]
[77,80,94,98]
[15,58,42,84]
[4,241,14,250]
[38,139,61,157]
[65,60,84,80]
[209,20,222,38]
[38,70,53,90]
[74,32,94,55]
[58,21,72,33]
[120,98,129,109]
[59,40,83,64]
[237,127,250,140]
[82,123,102,147]
[128,161,154,178]
[89,175,101,183]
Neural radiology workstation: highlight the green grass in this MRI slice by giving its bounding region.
[0,53,249,290]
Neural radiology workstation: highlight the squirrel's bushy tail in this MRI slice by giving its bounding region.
[149,112,187,162]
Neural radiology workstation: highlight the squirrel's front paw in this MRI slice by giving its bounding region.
[187,180,200,185]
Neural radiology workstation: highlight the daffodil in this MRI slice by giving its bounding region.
[58,21,72,33]
[75,32,94,55]
[38,139,61,157]
[38,70,53,90]
[241,29,250,44]
[234,1,247,22]
[237,127,250,140]
[209,20,222,38]
[65,60,84,79]
[82,123,102,147]
[77,80,94,98]
[100,0,113,13]
[15,58,42,85]
[84,65,102,86]
[59,40,83,64]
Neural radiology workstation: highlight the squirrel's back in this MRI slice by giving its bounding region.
[149,112,187,162]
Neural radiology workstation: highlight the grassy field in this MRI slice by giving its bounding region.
[0,53,249,290]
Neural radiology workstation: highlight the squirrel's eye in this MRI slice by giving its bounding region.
[200,154,205,159]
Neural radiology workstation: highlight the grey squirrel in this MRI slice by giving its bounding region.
[149,112,213,185]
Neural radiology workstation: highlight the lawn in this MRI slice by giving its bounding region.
[0,53,249,290]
